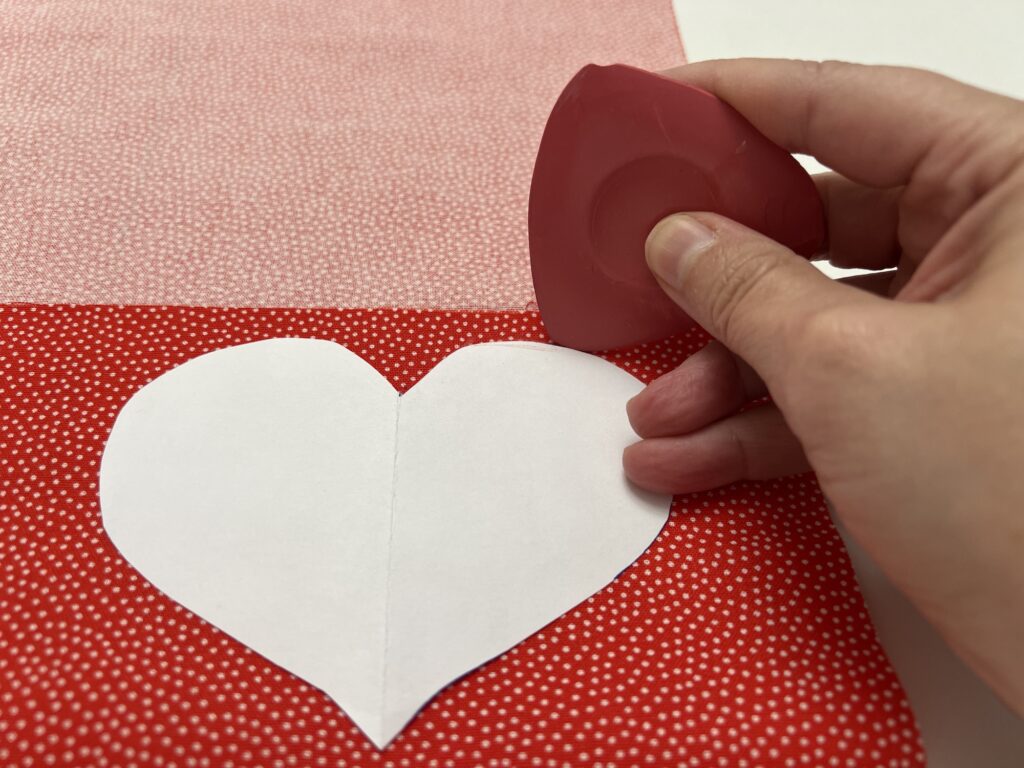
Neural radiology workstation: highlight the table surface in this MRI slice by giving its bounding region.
[671,0,1024,763]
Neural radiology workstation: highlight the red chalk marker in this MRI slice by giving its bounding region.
[528,64,825,351]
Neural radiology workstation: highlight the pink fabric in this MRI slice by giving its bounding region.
[0,0,683,309]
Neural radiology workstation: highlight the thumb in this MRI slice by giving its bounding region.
[646,212,861,380]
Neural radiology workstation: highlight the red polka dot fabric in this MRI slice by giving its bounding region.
[0,305,923,767]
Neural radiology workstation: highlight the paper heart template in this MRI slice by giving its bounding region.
[99,339,670,748]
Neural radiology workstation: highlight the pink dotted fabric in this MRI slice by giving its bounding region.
[0,305,922,766]
[0,0,682,310]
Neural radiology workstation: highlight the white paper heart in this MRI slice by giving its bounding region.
[99,339,670,748]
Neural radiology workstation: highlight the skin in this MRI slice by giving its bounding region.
[621,59,1024,716]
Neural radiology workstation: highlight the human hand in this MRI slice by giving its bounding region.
[622,59,1024,715]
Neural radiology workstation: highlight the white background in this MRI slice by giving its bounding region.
[670,1,1024,763]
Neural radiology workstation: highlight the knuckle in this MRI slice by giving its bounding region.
[772,306,882,417]
[796,306,880,371]
[781,305,910,408]
[801,60,847,144]
[703,244,786,346]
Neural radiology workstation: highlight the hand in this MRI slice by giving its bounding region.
[622,59,1024,715]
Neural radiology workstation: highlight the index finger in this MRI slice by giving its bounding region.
[662,59,997,188]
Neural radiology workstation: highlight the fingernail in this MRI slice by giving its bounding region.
[625,391,642,428]
[646,214,716,288]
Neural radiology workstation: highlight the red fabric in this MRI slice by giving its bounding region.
[0,304,923,766]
